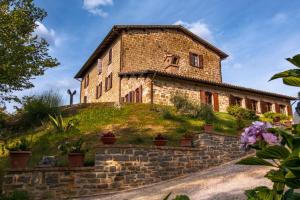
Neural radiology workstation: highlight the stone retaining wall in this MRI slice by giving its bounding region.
[2,133,250,199]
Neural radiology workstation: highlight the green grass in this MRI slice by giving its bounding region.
[0,103,241,192]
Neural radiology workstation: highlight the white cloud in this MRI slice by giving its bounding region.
[174,20,213,41]
[83,0,113,17]
[34,21,61,47]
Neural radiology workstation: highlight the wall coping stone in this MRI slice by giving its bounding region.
[5,166,95,173]
[95,144,204,151]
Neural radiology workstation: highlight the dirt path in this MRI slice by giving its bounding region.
[80,161,271,200]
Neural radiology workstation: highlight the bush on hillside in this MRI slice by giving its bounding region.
[170,93,195,116]
[227,105,259,121]
[196,104,217,123]
[262,111,289,122]
[16,90,63,128]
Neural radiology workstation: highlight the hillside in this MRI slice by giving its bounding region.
[0,103,240,190]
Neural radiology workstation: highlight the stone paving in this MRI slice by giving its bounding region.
[81,161,271,200]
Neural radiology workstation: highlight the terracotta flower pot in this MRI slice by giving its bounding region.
[9,151,31,169]
[204,124,213,133]
[180,138,193,147]
[154,139,167,146]
[68,153,85,167]
[101,136,117,145]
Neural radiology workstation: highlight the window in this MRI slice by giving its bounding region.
[97,59,102,74]
[108,48,112,64]
[83,96,87,103]
[105,73,113,91]
[266,103,272,112]
[279,105,286,114]
[230,95,242,106]
[250,100,258,112]
[84,74,89,88]
[189,53,203,68]
[96,82,102,99]
[205,91,213,105]
[135,86,142,103]
[171,56,179,65]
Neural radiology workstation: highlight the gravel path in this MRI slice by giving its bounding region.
[80,161,271,200]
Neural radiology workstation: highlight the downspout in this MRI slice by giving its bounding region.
[150,71,158,105]
[119,32,123,104]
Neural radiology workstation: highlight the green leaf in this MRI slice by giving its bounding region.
[287,54,300,68]
[275,129,294,149]
[256,145,290,160]
[284,189,300,200]
[269,69,300,81]
[283,77,300,87]
[236,156,275,166]
[265,170,285,183]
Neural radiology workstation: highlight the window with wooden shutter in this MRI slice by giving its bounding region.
[275,103,280,113]
[205,92,213,105]
[105,77,108,91]
[125,94,129,103]
[139,85,143,103]
[213,93,219,112]
[200,90,206,104]
[108,48,112,64]
[109,73,113,90]
[279,105,286,114]
[86,74,89,87]
[98,59,102,74]
[99,82,102,97]
[189,53,203,68]
[96,85,99,99]
[260,101,266,113]
[135,88,140,103]
[287,105,292,116]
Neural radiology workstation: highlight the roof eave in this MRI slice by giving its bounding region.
[119,70,296,100]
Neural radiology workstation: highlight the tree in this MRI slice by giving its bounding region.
[0,0,59,105]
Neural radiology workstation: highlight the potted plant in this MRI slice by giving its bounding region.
[203,120,214,133]
[58,138,86,167]
[100,131,116,145]
[5,138,31,169]
[180,133,195,147]
[153,134,167,146]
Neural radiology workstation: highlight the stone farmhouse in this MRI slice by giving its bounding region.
[74,25,295,115]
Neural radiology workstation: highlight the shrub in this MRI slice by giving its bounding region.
[4,138,31,152]
[48,114,79,133]
[227,105,259,121]
[0,190,30,200]
[262,111,289,121]
[18,90,62,128]
[170,93,195,116]
[196,104,217,124]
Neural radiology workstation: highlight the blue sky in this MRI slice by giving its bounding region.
[7,0,300,111]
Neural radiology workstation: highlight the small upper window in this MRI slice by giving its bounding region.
[84,74,89,88]
[189,53,203,68]
[98,59,102,74]
[171,56,179,65]
[108,48,112,64]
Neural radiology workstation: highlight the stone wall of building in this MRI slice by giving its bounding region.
[2,133,251,199]
[153,76,291,114]
[120,76,152,103]
[80,37,121,104]
[121,29,223,82]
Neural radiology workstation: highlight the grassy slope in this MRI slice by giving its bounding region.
[0,103,239,191]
